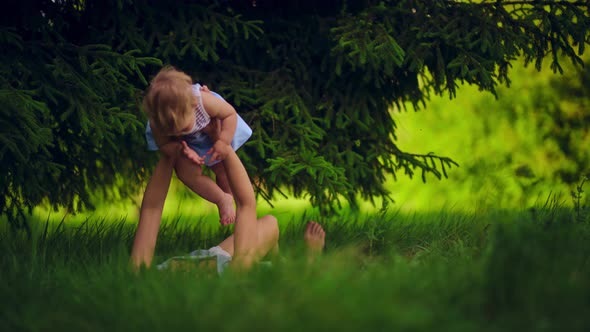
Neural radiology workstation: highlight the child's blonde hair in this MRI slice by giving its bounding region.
[143,66,194,134]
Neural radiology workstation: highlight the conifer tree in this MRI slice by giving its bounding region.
[2,0,589,230]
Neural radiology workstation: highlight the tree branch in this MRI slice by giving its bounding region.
[448,0,590,7]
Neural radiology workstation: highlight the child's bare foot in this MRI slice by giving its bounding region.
[304,221,325,260]
[217,193,235,226]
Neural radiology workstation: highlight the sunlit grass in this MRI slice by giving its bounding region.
[2,205,589,331]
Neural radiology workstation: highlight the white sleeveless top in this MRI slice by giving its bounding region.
[186,83,211,135]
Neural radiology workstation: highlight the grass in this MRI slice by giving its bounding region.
[2,205,589,331]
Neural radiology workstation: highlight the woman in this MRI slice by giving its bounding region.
[131,141,325,272]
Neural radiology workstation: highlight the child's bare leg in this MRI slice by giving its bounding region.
[174,155,235,225]
[304,221,325,263]
[216,215,279,259]
[210,162,232,196]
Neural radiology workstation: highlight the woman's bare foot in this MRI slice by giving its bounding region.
[304,221,325,261]
[217,193,236,226]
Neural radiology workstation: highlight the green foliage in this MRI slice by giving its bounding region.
[0,12,160,231]
[2,0,590,227]
[483,54,590,199]
[540,57,590,184]
[391,55,590,211]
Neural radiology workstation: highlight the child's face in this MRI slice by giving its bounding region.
[170,113,196,137]
[168,96,198,137]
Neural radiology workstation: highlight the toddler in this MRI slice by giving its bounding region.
[142,67,252,225]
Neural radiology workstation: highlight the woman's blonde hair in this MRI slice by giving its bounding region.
[143,66,194,134]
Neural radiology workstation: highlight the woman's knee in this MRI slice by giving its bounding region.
[259,215,279,240]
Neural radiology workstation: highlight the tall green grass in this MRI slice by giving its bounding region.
[2,205,589,331]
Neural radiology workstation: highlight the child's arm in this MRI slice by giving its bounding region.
[151,122,205,165]
[200,86,238,145]
[201,91,238,162]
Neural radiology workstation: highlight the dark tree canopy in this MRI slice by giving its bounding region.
[2,0,589,229]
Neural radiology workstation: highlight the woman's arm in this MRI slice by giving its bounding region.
[130,154,175,268]
[221,147,258,270]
